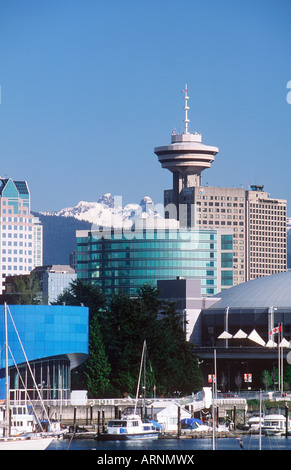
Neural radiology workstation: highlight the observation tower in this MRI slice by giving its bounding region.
[154,86,219,213]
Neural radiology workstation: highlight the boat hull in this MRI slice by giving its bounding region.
[262,428,284,436]
[0,436,54,450]
[96,432,159,441]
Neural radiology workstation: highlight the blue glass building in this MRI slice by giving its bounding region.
[76,227,234,296]
[0,304,88,401]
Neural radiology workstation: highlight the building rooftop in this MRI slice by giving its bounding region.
[209,270,291,309]
[33,265,75,274]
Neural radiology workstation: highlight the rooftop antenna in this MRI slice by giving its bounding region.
[181,84,190,134]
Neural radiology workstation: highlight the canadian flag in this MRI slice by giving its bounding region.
[270,325,282,335]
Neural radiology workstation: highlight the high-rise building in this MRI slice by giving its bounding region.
[76,221,234,296]
[0,178,43,293]
[246,185,286,280]
[155,86,287,284]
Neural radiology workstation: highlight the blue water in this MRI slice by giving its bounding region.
[47,434,291,451]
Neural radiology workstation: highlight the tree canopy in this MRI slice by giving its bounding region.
[0,273,41,305]
[56,281,203,398]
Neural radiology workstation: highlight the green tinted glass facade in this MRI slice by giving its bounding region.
[77,228,219,296]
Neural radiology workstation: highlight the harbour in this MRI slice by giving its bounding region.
[47,434,291,451]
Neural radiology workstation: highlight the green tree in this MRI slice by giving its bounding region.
[56,280,204,398]
[155,300,203,395]
[56,279,106,320]
[100,291,145,396]
[261,370,273,390]
[0,273,41,304]
[283,365,291,391]
[84,315,111,398]
[56,279,108,393]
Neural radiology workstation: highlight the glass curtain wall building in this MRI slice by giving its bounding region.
[76,226,234,296]
[0,304,88,403]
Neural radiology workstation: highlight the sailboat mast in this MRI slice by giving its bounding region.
[4,303,10,437]
[134,340,146,415]
[143,341,147,417]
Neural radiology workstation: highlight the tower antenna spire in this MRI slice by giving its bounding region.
[182,84,190,134]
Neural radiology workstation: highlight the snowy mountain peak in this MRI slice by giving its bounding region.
[40,194,162,228]
[98,193,115,208]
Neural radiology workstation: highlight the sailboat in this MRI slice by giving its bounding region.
[0,303,55,450]
[95,340,160,440]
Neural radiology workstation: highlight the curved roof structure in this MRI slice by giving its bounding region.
[209,270,291,309]
[0,304,89,370]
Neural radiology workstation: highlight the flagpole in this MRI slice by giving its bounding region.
[281,323,284,396]
[270,322,283,395]
[278,331,281,392]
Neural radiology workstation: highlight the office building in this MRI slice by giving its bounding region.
[0,178,43,293]
[155,87,287,284]
[157,278,218,342]
[32,264,77,304]
[76,220,234,296]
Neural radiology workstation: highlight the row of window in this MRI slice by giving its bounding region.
[2,256,32,262]
[82,260,218,270]
[79,249,218,259]
[2,266,32,271]
[1,234,33,239]
[198,195,245,202]
[1,208,29,215]
[199,220,244,226]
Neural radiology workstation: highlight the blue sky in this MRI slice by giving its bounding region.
[0,0,290,213]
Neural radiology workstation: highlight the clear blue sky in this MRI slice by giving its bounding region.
[0,0,290,213]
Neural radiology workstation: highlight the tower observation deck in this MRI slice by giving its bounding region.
[154,86,219,216]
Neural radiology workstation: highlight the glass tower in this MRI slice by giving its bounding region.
[76,227,233,296]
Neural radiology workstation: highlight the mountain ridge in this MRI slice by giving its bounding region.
[34,194,161,265]
[39,193,161,227]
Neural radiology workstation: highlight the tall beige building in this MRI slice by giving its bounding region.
[246,185,286,280]
[155,87,287,287]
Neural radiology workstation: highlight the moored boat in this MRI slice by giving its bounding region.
[0,435,54,450]
[95,414,160,441]
[245,414,264,434]
[261,414,291,436]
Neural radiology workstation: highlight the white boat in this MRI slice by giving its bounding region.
[246,414,264,433]
[0,435,54,450]
[9,405,35,436]
[181,418,212,433]
[261,414,291,435]
[96,414,160,441]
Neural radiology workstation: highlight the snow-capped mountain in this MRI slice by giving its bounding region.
[40,193,162,228]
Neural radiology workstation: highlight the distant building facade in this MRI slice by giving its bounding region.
[76,221,234,297]
[33,217,43,268]
[157,278,218,342]
[0,178,43,293]
[32,265,77,304]
[167,184,287,285]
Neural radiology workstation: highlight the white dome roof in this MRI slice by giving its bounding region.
[210,271,291,309]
